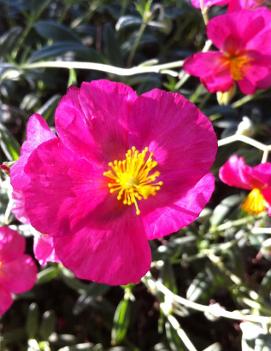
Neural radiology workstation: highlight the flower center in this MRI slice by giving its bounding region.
[222,53,251,81]
[103,146,163,215]
[242,188,266,215]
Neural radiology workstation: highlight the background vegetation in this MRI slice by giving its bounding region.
[1,1,271,350]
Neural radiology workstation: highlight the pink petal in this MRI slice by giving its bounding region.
[23,138,107,237]
[228,0,266,10]
[0,255,37,294]
[191,0,228,8]
[54,212,151,285]
[247,27,271,56]
[0,286,13,316]
[34,235,59,266]
[251,163,271,186]
[262,188,271,211]
[219,155,254,189]
[143,173,215,240]
[184,52,233,93]
[207,10,267,50]
[55,80,137,163]
[128,88,217,220]
[10,114,55,223]
[0,227,25,262]
[238,65,271,94]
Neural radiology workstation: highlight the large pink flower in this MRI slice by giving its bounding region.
[219,155,271,215]
[10,114,58,266]
[0,227,37,316]
[184,8,271,94]
[11,80,217,285]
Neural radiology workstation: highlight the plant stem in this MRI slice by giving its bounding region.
[143,273,271,326]
[18,59,184,76]
[127,21,148,67]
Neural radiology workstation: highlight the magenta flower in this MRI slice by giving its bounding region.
[10,114,58,266]
[184,8,271,94]
[0,227,37,316]
[11,80,217,285]
[229,0,268,11]
[191,0,228,9]
[219,155,271,215]
[191,0,266,9]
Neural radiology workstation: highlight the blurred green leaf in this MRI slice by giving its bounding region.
[111,299,132,345]
[103,23,123,66]
[165,321,185,351]
[26,303,40,339]
[39,310,56,340]
[34,20,81,42]
[210,194,242,227]
[0,123,20,161]
[29,42,103,62]
[37,265,60,284]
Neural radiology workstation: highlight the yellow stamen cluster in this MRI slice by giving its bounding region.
[242,188,266,215]
[222,53,251,81]
[103,146,163,215]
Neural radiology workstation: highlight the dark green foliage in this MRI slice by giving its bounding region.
[1,1,271,351]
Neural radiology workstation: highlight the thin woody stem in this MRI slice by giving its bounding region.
[143,273,271,326]
[218,134,271,163]
[199,0,209,25]
[17,59,184,76]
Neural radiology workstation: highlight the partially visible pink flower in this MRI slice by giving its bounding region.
[184,8,271,95]
[10,114,58,266]
[191,0,268,10]
[11,113,54,223]
[0,227,37,316]
[11,79,217,285]
[228,0,268,11]
[191,0,228,9]
[219,155,271,215]
[33,234,58,267]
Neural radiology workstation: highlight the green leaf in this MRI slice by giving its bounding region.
[111,299,132,345]
[165,321,185,351]
[29,41,103,62]
[210,194,242,227]
[26,303,40,339]
[161,259,178,294]
[0,123,20,161]
[34,20,81,42]
[39,310,56,340]
[103,23,123,66]
[37,265,60,284]
[0,26,22,56]
[115,16,142,31]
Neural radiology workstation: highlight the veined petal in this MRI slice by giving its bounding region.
[34,235,59,266]
[219,155,255,189]
[10,114,55,223]
[24,138,107,237]
[54,212,151,285]
[0,286,12,316]
[184,52,234,93]
[0,227,25,262]
[55,80,137,163]
[0,255,37,294]
[143,173,215,239]
[128,87,217,220]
